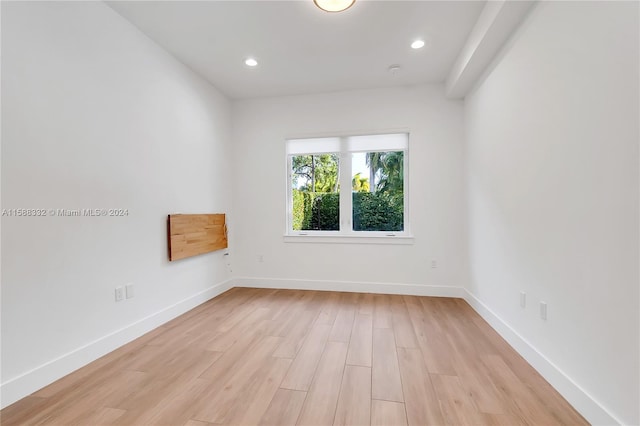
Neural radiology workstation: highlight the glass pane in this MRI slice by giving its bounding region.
[291,154,340,231]
[352,151,404,232]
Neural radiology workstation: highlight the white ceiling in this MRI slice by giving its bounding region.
[108,1,486,100]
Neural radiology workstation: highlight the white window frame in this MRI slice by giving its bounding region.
[285,132,413,244]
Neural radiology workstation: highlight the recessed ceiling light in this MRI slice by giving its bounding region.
[245,58,258,67]
[411,40,425,49]
[314,0,355,13]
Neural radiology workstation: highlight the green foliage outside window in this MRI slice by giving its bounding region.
[353,192,403,231]
[292,191,339,231]
[292,189,313,230]
[291,150,404,232]
[292,191,403,231]
[292,154,340,193]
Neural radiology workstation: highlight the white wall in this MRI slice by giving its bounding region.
[3,1,636,422]
[1,1,233,407]
[231,85,466,292]
[465,2,639,424]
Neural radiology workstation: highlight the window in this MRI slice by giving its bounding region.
[287,133,409,239]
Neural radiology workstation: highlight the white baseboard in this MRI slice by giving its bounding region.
[1,277,620,426]
[232,276,466,298]
[0,279,233,409]
[462,289,621,426]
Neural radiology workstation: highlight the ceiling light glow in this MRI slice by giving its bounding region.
[245,58,258,67]
[411,40,425,49]
[314,0,355,13]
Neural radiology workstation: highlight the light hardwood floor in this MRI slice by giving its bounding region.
[0,288,588,426]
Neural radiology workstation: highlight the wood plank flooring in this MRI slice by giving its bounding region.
[0,288,588,426]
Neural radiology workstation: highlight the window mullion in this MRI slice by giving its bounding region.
[339,140,352,234]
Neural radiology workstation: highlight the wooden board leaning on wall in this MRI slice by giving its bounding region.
[167,214,227,261]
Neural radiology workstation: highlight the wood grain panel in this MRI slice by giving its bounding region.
[280,324,331,391]
[372,328,404,402]
[297,341,348,426]
[390,296,418,348]
[168,214,227,261]
[259,389,307,426]
[329,307,356,342]
[397,347,443,426]
[371,400,407,426]
[431,373,487,426]
[346,313,373,367]
[224,357,292,425]
[373,294,392,329]
[333,365,371,426]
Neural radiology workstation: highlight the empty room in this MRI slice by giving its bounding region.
[1,0,638,425]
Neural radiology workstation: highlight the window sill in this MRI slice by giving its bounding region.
[283,234,415,245]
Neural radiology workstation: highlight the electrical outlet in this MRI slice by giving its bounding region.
[257,254,264,263]
[520,292,526,308]
[125,284,134,299]
[223,252,232,272]
[431,259,437,269]
[115,286,124,302]
[540,301,547,320]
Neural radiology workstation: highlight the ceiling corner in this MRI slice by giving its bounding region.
[445,0,537,100]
